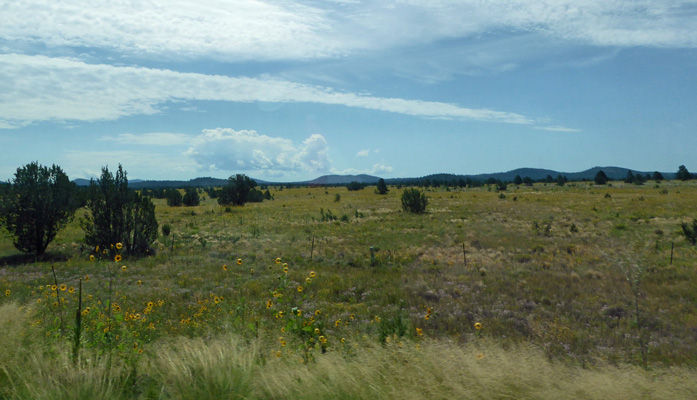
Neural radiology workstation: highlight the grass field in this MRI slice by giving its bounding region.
[1,180,697,398]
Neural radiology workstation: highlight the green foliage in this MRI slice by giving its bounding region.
[376,178,389,195]
[594,170,609,185]
[676,165,692,181]
[346,181,366,191]
[162,224,171,236]
[182,188,200,207]
[217,174,257,206]
[81,165,158,256]
[401,188,427,214]
[0,162,78,255]
[681,219,697,245]
[166,188,183,207]
[247,188,265,203]
[319,208,337,222]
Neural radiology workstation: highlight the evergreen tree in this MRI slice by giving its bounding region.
[594,170,609,185]
[81,165,158,257]
[676,165,692,181]
[217,174,257,206]
[0,162,78,255]
[376,178,389,195]
[652,171,664,182]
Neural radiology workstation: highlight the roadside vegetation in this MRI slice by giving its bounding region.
[2,173,697,398]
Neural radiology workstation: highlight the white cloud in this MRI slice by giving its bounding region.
[332,163,394,176]
[0,0,339,61]
[537,126,581,133]
[3,0,691,69]
[185,128,331,174]
[359,1,697,49]
[356,149,370,157]
[100,133,193,146]
[0,54,534,127]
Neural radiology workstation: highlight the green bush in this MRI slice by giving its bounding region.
[681,219,697,245]
[166,189,183,207]
[401,188,427,214]
[182,188,200,206]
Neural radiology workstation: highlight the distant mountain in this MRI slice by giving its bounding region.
[128,177,229,189]
[70,167,677,188]
[73,178,144,186]
[306,174,381,185]
[387,167,674,185]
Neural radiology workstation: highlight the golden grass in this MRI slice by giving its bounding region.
[1,300,695,400]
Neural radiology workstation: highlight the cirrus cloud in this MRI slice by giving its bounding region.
[0,54,534,129]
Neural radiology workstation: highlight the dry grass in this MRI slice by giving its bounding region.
[1,301,695,399]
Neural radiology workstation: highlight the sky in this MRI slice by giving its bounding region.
[1,0,696,182]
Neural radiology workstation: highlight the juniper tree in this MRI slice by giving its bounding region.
[0,162,78,255]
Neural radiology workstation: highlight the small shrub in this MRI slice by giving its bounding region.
[681,219,697,245]
[401,188,427,214]
[162,224,171,237]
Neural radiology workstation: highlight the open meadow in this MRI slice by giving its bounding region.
[2,181,697,398]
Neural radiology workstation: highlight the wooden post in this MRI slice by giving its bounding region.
[463,243,467,268]
[310,236,315,260]
[171,234,175,252]
[73,279,82,365]
[670,242,674,265]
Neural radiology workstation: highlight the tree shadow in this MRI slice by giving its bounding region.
[0,252,71,266]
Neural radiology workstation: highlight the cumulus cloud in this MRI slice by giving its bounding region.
[0,54,534,128]
[185,128,331,174]
[356,149,370,157]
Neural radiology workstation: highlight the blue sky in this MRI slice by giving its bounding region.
[1,0,696,182]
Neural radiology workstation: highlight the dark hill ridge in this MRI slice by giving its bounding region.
[71,167,675,188]
[306,174,381,185]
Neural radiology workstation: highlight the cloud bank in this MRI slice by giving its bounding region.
[2,0,695,64]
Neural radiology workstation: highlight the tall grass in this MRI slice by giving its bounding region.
[1,303,695,399]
